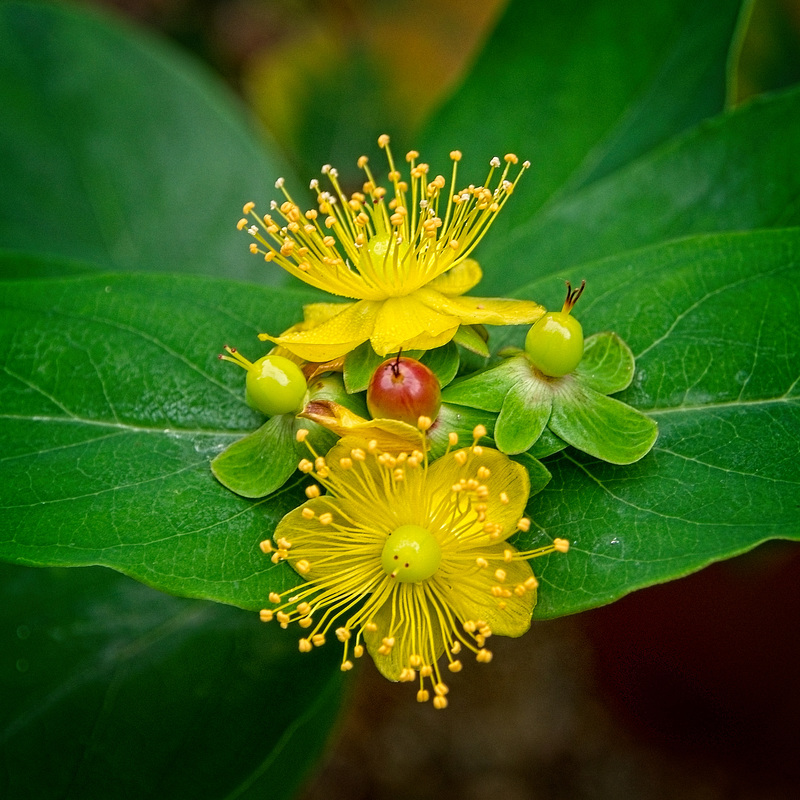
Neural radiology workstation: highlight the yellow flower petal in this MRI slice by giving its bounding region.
[302,302,352,327]
[364,584,446,681]
[369,293,461,356]
[448,545,536,638]
[261,300,380,362]
[426,446,529,545]
[277,498,384,584]
[299,400,427,453]
[427,258,483,296]
[417,288,545,326]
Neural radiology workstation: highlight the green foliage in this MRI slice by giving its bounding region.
[0,561,346,800]
[1,0,799,794]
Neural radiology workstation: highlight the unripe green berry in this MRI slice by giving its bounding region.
[524,312,584,377]
[524,280,586,377]
[381,524,441,582]
[245,355,308,416]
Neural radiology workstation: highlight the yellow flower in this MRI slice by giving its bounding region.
[237,135,544,362]
[260,426,569,708]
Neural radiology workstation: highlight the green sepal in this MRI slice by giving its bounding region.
[510,452,552,496]
[494,379,553,455]
[343,342,385,393]
[549,379,658,464]
[527,428,568,459]
[211,375,350,498]
[306,373,368,416]
[441,355,528,411]
[343,341,460,393]
[210,414,297,499]
[453,324,490,357]
[575,331,636,394]
[427,403,497,459]
[420,341,460,387]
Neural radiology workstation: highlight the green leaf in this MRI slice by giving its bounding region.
[1,561,346,800]
[211,414,298,499]
[0,1,292,282]
[421,0,744,220]
[0,269,320,610]
[549,380,658,465]
[513,228,800,617]
[482,86,800,293]
[575,331,635,394]
[494,375,553,455]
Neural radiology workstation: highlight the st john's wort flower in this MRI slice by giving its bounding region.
[237,135,544,362]
[259,425,569,708]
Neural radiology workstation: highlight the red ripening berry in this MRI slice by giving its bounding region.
[367,355,442,426]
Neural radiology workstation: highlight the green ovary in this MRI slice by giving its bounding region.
[381,524,442,583]
[245,355,307,416]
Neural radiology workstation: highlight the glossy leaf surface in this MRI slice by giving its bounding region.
[0,1,292,283]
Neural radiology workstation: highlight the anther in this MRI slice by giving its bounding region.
[517,517,530,532]
[312,634,326,647]
[417,416,432,431]
[417,689,430,703]
[259,609,273,622]
[336,627,351,642]
[269,591,281,603]
[296,559,311,574]
[476,648,493,663]
[296,429,309,442]
[298,459,313,473]
[448,432,459,446]
[341,661,353,671]
[473,424,487,439]
[301,507,315,520]
[299,638,312,653]
[454,451,467,466]
[448,660,463,673]
[259,539,273,554]
[354,645,364,658]
[433,696,448,710]
[318,512,333,526]
[553,538,570,553]
[305,485,320,499]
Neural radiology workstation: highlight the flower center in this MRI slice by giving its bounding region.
[381,524,441,583]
